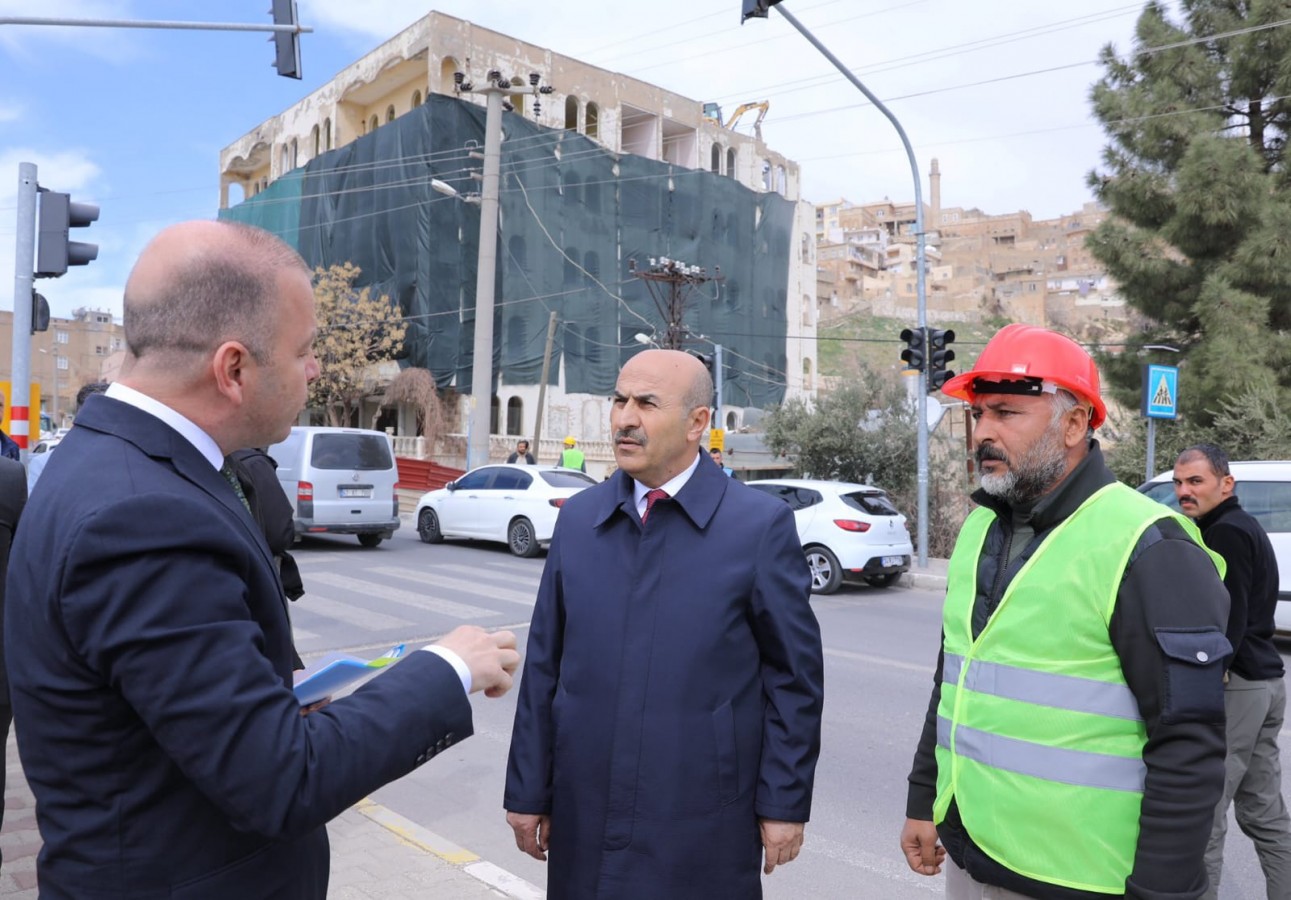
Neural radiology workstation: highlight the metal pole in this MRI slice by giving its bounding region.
[11,163,36,462]
[714,343,724,428]
[0,17,313,34]
[533,311,558,454]
[50,351,59,429]
[772,5,930,564]
[466,86,505,471]
[1145,418,1156,484]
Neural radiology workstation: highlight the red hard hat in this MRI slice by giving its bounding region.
[941,324,1107,428]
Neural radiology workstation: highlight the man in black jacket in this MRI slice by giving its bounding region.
[1174,444,1291,900]
[900,324,1230,900]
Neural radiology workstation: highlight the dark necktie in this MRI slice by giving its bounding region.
[641,488,670,524]
[220,461,253,513]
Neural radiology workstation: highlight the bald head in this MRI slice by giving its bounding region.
[123,220,308,367]
[621,349,713,411]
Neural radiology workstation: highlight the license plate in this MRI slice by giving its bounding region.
[339,487,372,498]
[881,555,903,567]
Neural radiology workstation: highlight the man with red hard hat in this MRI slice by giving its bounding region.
[899,324,1232,899]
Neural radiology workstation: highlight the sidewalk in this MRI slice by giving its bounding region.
[901,556,949,591]
[0,731,539,899]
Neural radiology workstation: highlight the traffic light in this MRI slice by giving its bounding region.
[36,191,99,278]
[31,290,50,333]
[741,0,783,23]
[928,328,956,392]
[270,0,302,79]
[900,327,926,372]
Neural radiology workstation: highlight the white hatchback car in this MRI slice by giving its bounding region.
[415,464,597,557]
[1139,461,1291,634]
[747,478,914,594]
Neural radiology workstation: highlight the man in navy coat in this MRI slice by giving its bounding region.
[505,349,824,898]
[6,220,519,900]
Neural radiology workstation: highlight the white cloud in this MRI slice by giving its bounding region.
[0,0,143,63]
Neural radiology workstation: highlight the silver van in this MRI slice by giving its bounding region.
[267,426,401,548]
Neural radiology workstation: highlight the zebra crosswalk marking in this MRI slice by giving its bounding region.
[307,571,497,619]
[293,592,417,631]
[370,567,538,608]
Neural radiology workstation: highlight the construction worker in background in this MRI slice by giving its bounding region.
[558,435,585,473]
[899,324,1232,899]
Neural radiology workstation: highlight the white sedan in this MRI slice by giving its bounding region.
[747,478,914,594]
[415,464,597,557]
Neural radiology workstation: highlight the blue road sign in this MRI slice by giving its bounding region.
[1143,364,1179,419]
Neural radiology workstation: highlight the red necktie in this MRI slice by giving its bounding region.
[641,488,670,524]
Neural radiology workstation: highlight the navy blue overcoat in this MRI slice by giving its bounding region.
[505,454,824,899]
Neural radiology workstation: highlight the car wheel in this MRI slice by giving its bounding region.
[865,572,900,588]
[508,517,541,558]
[805,546,842,595]
[358,533,383,548]
[418,508,444,544]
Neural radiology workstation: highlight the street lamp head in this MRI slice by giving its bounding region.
[634,333,657,347]
[431,179,459,198]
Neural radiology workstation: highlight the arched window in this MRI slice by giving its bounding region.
[280,144,289,175]
[386,105,396,123]
[775,165,787,195]
[565,95,579,132]
[506,397,523,436]
[711,144,721,173]
[585,326,602,366]
[727,147,737,178]
[762,160,772,191]
[324,118,332,150]
[583,176,600,210]
[369,114,379,132]
[583,251,600,281]
[439,57,460,93]
[490,395,500,435]
[565,324,583,361]
[726,411,738,430]
[586,102,599,139]
[411,90,422,108]
[290,138,298,169]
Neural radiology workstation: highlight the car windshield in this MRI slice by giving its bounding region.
[310,434,392,470]
[840,491,899,516]
[540,470,597,487]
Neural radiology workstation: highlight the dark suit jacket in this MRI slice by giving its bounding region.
[7,395,473,900]
[0,456,26,866]
[504,454,824,899]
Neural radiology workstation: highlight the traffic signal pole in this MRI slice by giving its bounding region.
[744,1,931,564]
[10,163,37,460]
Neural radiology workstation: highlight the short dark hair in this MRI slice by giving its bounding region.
[76,381,111,408]
[1179,443,1231,478]
[709,447,722,456]
[124,222,307,364]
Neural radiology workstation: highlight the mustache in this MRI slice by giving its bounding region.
[976,445,1009,466]
[614,429,647,445]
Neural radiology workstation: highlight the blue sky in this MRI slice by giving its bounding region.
[1,0,1153,322]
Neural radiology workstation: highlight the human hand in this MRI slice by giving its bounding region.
[899,818,945,876]
[436,626,520,697]
[760,819,804,875]
[506,811,550,861]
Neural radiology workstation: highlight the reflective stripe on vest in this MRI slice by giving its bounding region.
[933,481,1224,894]
[936,715,1147,793]
[942,653,1142,722]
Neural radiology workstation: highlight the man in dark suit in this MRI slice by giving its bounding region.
[0,456,25,867]
[6,220,519,900]
[504,349,824,898]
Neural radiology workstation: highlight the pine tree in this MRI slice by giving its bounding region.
[1088,0,1291,435]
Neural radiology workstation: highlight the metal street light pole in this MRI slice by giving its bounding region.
[745,3,932,564]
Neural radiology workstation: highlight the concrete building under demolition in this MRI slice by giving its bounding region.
[218,11,817,474]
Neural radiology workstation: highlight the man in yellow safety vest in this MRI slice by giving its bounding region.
[899,324,1231,899]
[558,436,586,473]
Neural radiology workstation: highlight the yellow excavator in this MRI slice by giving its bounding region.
[702,100,770,141]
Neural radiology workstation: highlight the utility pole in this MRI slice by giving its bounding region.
[627,257,722,349]
[532,311,558,453]
[10,163,36,460]
[456,69,553,471]
[742,0,932,565]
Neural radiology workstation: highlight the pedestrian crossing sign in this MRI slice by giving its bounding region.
[1142,364,1178,420]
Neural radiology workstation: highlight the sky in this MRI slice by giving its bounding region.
[0,0,1168,322]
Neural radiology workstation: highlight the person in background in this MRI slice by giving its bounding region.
[0,456,25,868]
[0,394,20,461]
[6,219,519,899]
[506,349,823,898]
[507,439,536,465]
[709,447,734,477]
[558,435,585,472]
[1172,443,1291,900]
[27,381,111,493]
[900,324,1231,900]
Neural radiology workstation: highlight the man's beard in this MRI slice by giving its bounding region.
[977,424,1068,507]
